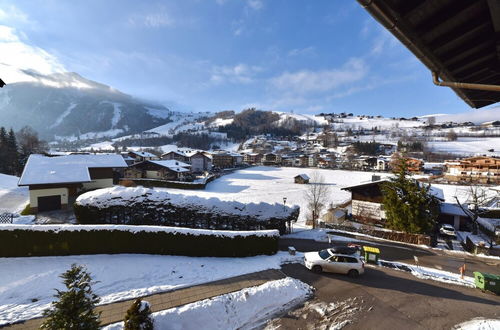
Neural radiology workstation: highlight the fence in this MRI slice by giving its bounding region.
[0,213,13,224]
[327,223,431,246]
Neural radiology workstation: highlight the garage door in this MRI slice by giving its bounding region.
[38,195,62,212]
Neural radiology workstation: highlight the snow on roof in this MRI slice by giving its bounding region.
[129,151,157,158]
[149,160,191,172]
[18,154,127,186]
[295,174,310,180]
[440,203,469,216]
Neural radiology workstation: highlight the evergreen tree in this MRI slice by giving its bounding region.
[124,298,154,330]
[381,158,440,234]
[41,264,101,330]
[6,128,19,175]
[0,127,7,173]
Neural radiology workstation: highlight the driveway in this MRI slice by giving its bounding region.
[272,263,500,329]
[280,236,500,278]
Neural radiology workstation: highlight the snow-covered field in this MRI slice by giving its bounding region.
[428,137,500,157]
[156,166,392,224]
[0,174,28,213]
[104,277,312,330]
[0,252,302,325]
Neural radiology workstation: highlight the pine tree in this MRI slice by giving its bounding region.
[381,157,440,234]
[41,264,101,330]
[123,298,154,330]
[0,127,7,173]
[6,128,19,175]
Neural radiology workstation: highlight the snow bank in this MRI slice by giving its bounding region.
[379,259,475,288]
[103,277,312,330]
[453,318,500,330]
[0,224,279,238]
[76,185,298,221]
[0,252,303,325]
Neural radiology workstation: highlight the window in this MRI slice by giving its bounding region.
[345,257,358,263]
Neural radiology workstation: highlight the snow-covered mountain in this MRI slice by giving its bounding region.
[0,72,172,140]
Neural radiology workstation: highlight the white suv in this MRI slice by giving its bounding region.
[304,249,365,278]
[439,224,456,237]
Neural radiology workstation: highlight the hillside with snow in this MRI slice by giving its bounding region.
[0,72,172,140]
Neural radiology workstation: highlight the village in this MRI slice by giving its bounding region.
[1,1,500,330]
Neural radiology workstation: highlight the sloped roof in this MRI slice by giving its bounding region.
[129,151,157,158]
[295,174,310,180]
[149,160,191,172]
[358,0,500,108]
[19,154,127,186]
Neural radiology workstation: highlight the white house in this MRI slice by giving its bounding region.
[18,154,127,213]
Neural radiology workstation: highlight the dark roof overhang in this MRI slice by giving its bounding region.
[358,0,500,108]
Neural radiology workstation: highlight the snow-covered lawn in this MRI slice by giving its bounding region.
[0,174,28,213]
[0,252,302,325]
[158,166,391,225]
[104,277,312,330]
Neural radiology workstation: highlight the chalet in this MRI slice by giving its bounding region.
[127,151,158,163]
[161,151,190,163]
[212,151,235,169]
[444,156,500,184]
[342,178,472,231]
[125,160,191,181]
[391,155,424,173]
[189,152,212,173]
[294,174,310,184]
[120,152,136,166]
[308,154,317,167]
[341,179,387,223]
[243,152,263,165]
[375,157,390,171]
[353,156,377,171]
[18,154,127,213]
[262,153,282,166]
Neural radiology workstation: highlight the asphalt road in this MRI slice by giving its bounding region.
[272,263,500,330]
[280,235,500,278]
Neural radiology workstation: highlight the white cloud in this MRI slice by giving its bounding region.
[0,25,65,84]
[129,7,175,28]
[0,5,30,25]
[269,58,368,95]
[210,63,262,84]
[247,0,263,10]
[288,46,316,57]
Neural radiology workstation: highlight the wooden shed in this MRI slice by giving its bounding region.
[294,174,310,184]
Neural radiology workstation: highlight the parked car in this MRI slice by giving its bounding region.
[304,249,365,278]
[439,224,456,237]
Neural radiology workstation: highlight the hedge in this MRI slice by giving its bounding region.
[74,187,299,235]
[0,225,279,258]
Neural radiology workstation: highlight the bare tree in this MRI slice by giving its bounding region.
[454,186,489,235]
[304,171,331,229]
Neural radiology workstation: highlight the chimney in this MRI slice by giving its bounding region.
[372,175,381,182]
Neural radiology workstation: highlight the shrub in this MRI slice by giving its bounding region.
[20,204,32,215]
[41,264,101,330]
[124,299,154,330]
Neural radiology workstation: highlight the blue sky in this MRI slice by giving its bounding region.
[0,0,483,116]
